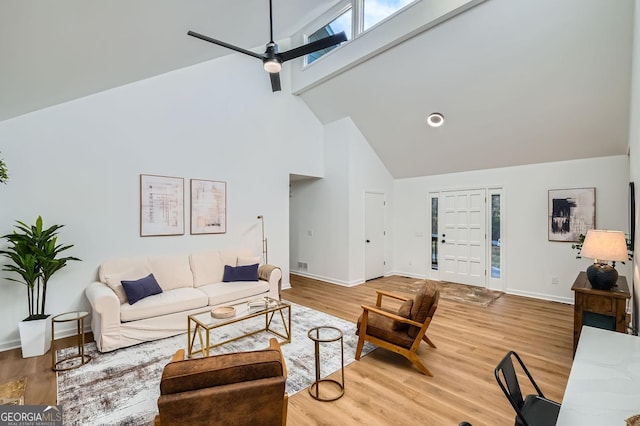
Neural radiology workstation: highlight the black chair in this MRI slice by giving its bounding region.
[494,351,561,426]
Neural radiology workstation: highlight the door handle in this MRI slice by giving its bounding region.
[366,239,371,243]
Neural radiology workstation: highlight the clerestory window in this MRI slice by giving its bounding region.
[305,0,417,65]
[363,0,415,31]
[306,8,353,65]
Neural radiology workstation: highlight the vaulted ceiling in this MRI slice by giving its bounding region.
[0,0,634,178]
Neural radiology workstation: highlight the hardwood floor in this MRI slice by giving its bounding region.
[0,275,574,425]
[282,275,573,425]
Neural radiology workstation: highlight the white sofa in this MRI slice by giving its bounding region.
[85,249,282,352]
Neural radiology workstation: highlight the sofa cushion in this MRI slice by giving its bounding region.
[190,251,224,287]
[198,281,270,306]
[120,288,208,322]
[237,256,261,266]
[100,258,152,287]
[122,273,163,304]
[222,264,259,282]
[104,270,150,304]
[147,255,194,291]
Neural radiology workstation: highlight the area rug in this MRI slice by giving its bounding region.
[57,302,374,426]
[412,280,504,307]
[0,377,26,405]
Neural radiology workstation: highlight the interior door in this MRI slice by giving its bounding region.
[438,189,487,286]
[364,192,385,280]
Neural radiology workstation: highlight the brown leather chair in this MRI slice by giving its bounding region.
[156,338,288,426]
[355,282,439,376]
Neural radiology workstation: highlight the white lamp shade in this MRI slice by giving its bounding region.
[580,230,628,262]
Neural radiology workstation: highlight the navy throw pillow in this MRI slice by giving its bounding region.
[222,264,259,282]
[121,273,163,304]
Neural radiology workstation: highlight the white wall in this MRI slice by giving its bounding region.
[628,0,640,334]
[0,54,325,350]
[393,155,631,303]
[290,117,394,285]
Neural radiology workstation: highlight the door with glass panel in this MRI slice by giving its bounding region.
[438,189,487,286]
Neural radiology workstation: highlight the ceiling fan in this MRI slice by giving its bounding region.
[188,0,347,92]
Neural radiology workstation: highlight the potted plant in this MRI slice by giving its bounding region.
[0,152,8,184]
[1,216,80,357]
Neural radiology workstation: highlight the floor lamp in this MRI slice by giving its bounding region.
[257,215,268,264]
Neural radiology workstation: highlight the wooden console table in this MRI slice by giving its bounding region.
[571,271,630,355]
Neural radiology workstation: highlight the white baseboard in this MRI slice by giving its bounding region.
[0,323,92,354]
[290,270,362,287]
[504,289,573,305]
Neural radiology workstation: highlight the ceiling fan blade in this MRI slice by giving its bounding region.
[279,32,348,62]
[269,72,282,92]
[188,30,265,60]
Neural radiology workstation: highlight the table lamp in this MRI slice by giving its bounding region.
[579,229,628,290]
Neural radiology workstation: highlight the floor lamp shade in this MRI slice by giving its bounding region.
[580,230,628,290]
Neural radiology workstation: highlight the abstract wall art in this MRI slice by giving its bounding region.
[548,187,595,242]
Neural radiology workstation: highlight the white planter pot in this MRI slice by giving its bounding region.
[18,316,52,358]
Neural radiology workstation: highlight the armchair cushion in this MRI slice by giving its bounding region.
[392,299,413,331]
[158,377,285,425]
[357,311,415,349]
[409,282,437,337]
[160,348,284,394]
[157,339,287,426]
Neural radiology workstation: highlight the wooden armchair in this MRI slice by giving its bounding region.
[155,338,288,426]
[355,282,439,376]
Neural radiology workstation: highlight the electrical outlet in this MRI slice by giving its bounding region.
[551,276,559,285]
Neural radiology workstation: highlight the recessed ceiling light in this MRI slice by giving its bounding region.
[427,113,444,127]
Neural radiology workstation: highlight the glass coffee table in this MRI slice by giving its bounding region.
[187,297,291,358]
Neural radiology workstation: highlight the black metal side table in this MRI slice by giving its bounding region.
[307,326,344,401]
[51,311,91,371]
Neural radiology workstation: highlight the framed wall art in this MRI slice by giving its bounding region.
[190,179,227,235]
[140,174,185,236]
[548,187,595,242]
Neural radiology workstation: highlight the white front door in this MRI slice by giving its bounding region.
[439,189,487,286]
[364,192,385,280]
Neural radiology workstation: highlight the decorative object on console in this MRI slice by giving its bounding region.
[257,215,268,264]
[190,179,226,235]
[1,216,81,357]
[140,174,184,237]
[548,187,595,242]
[580,229,628,290]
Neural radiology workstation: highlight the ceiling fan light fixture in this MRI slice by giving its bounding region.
[427,112,445,127]
[263,58,282,73]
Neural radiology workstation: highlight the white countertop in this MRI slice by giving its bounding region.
[556,326,640,425]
